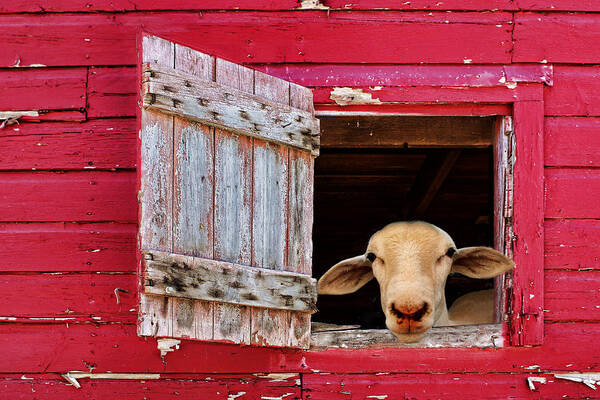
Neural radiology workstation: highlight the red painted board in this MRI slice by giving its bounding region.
[315,103,512,116]
[0,12,512,67]
[544,66,600,117]
[0,222,136,272]
[0,68,86,110]
[325,0,516,10]
[514,13,600,63]
[3,322,600,374]
[302,373,594,400]
[545,219,600,271]
[546,169,600,219]
[0,171,136,222]
[510,101,545,346]
[0,273,136,323]
[312,84,543,105]
[258,64,542,88]
[517,0,600,11]
[88,67,137,118]
[0,374,300,400]
[0,0,298,13]
[0,119,136,170]
[545,117,600,167]
[545,270,600,322]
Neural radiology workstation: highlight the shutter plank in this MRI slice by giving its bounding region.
[287,83,316,348]
[213,58,254,345]
[138,35,175,338]
[142,64,319,154]
[251,72,291,347]
[172,43,216,341]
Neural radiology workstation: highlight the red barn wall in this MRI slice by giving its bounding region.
[1,1,599,398]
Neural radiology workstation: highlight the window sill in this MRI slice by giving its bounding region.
[310,323,503,349]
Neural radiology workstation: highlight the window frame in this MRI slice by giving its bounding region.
[309,78,547,348]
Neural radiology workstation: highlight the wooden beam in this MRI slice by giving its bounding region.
[310,324,503,349]
[320,116,494,148]
[141,63,320,154]
[401,150,462,219]
[143,251,317,314]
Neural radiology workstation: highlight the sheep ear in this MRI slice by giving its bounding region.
[450,247,514,279]
[318,255,374,295]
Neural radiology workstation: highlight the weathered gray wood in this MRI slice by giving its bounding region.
[310,324,504,349]
[142,63,319,154]
[252,140,289,270]
[138,35,175,338]
[251,308,289,347]
[287,84,316,348]
[213,57,255,345]
[172,43,216,342]
[144,251,317,313]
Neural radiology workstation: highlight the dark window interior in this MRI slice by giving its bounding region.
[312,116,496,329]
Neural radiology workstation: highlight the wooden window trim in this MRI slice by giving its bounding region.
[311,79,547,348]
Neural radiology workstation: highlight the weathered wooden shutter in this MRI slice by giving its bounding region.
[136,34,319,349]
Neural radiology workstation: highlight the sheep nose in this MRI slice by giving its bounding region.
[390,302,430,322]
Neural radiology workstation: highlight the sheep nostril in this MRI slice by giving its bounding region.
[390,302,429,322]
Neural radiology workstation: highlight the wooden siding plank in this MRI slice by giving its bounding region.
[0,119,136,171]
[546,169,600,219]
[143,251,317,313]
[0,12,512,67]
[0,274,136,322]
[87,67,136,118]
[545,66,600,116]
[545,117,600,167]
[0,0,517,12]
[514,13,600,63]
[142,63,319,153]
[0,222,136,272]
[510,101,545,346]
[516,0,600,11]
[545,219,600,270]
[138,294,172,337]
[0,374,300,399]
[302,373,591,399]
[0,171,136,222]
[546,270,600,321]
[213,57,254,345]
[0,68,86,111]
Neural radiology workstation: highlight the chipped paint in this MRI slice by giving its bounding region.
[62,372,161,389]
[0,111,39,129]
[506,82,518,89]
[555,373,600,390]
[261,394,294,400]
[367,396,388,399]
[254,373,298,382]
[330,87,382,106]
[228,392,246,400]
[296,0,329,9]
[157,338,181,357]
[527,376,546,391]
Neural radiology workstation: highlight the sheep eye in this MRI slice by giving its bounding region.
[366,252,376,263]
[445,248,456,257]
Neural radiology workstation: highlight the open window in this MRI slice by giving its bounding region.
[310,115,513,348]
[136,34,319,349]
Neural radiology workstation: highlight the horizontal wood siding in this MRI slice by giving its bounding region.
[1,3,600,398]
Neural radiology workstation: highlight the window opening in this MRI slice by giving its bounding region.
[311,115,508,347]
